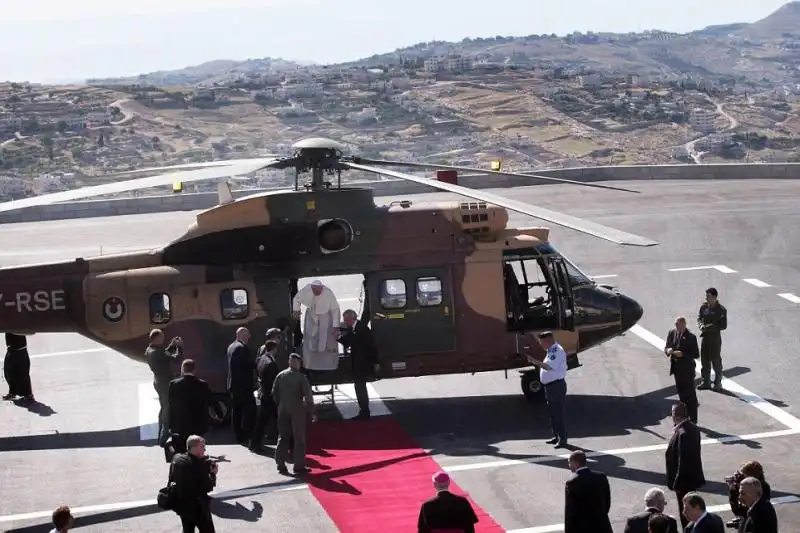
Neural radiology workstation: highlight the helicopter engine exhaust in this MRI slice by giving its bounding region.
[318,218,354,254]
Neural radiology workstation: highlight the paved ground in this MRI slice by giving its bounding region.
[1,179,799,532]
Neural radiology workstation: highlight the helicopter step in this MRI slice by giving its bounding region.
[519,353,581,402]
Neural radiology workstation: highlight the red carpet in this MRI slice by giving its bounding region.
[306,417,505,533]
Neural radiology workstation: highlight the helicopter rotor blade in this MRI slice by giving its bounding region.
[345,162,658,247]
[110,157,280,175]
[0,158,279,214]
[353,157,641,194]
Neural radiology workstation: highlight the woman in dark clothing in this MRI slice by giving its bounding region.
[727,460,771,529]
[3,333,33,401]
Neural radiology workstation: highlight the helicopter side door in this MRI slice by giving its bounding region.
[548,257,576,331]
[365,267,456,357]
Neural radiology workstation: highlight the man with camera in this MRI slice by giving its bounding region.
[168,435,218,533]
[725,461,772,530]
[664,316,700,424]
[145,329,184,446]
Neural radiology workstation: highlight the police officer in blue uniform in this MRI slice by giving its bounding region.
[529,331,569,448]
[697,288,727,391]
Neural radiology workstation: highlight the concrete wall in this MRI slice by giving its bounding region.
[1,162,799,224]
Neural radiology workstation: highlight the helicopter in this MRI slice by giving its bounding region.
[0,137,654,407]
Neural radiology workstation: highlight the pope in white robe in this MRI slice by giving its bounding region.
[292,280,341,371]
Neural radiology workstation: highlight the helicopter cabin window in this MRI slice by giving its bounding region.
[149,293,172,325]
[380,279,407,309]
[562,256,593,287]
[416,276,443,307]
[502,251,559,331]
[220,288,249,320]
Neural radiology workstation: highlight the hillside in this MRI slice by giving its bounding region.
[1,3,799,198]
[735,1,800,39]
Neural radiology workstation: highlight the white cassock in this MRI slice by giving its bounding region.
[292,282,341,371]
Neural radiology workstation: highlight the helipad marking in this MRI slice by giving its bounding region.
[507,495,800,533]
[742,278,771,288]
[31,347,109,359]
[667,265,737,274]
[3,429,797,525]
[778,293,800,304]
[0,481,306,524]
[443,428,798,473]
[333,383,390,419]
[137,382,160,441]
[629,324,800,431]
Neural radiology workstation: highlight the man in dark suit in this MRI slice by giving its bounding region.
[665,402,705,531]
[418,471,479,533]
[624,487,679,533]
[168,359,223,454]
[664,316,700,423]
[338,309,380,420]
[737,477,778,533]
[681,493,724,533]
[227,327,256,445]
[564,450,613,533]
[249,335,281,452]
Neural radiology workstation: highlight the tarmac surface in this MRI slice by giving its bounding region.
[1,178,800,532]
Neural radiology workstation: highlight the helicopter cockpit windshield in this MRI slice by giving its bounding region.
[502,247,587,332]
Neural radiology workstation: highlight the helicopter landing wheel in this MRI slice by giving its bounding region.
[520,370,545,402]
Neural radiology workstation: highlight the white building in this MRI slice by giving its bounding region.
[0,115,23,131]
[445,56,473,72]
[423,58,442,73]
[276,82,322,99]
[689,108,716,133]
[0,176,26,197]
[579,74,604,88]
[346,107,378,123]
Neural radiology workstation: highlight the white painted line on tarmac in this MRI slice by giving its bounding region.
[778,293,800,304]
[0,482,306,524]
[137,382,159,441]
[507,495,800,533]
[667,265,737,274]
[3,428,797,525]
[591,274,618,279]
[742,278,771,288]
[629,325,800,431]
[444,428,798,473]
[334,383,391,419]
[31,347,110,359]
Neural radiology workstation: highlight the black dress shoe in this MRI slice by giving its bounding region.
[2,393,15,400]
[277,465,289,475]
[554,441,568,449]
[726,518,742,529]
[546,437,559,444]
[353,412,371,420]
[293,466,311,475]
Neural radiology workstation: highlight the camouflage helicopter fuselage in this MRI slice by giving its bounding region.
[0,187,643,397]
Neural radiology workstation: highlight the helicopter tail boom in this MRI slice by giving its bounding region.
[0,264,84,334]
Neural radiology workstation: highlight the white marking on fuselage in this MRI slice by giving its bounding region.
[506,496,800,533]
[629,324,800,431]
[742,278,771,288]
[778,293,800,304]
[667,265,737,274]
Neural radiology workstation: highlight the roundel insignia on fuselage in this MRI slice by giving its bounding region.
[103,297,126,322]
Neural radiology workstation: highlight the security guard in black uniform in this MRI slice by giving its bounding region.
[697,287,727,391]
[664,316,700,424]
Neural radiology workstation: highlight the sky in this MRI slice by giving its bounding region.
[0,0,792,83]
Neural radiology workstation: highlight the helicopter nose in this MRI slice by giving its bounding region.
[620,294,644,332]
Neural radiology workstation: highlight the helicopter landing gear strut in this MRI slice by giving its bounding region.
[520,370,545,402]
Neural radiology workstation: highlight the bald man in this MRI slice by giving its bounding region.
[227,327,256,445]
